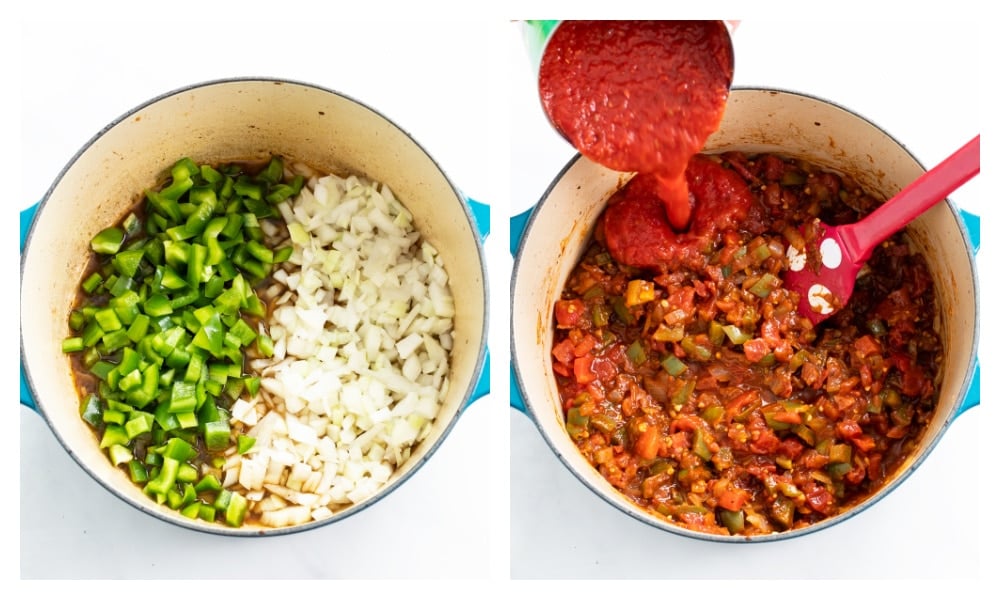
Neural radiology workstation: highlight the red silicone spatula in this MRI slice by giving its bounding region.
[785,134,979,325]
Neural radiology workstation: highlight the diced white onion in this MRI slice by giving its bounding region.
[221,168,454,528]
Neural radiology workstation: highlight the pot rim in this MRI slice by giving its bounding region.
[20,76,491,537]
[510,85,980,543]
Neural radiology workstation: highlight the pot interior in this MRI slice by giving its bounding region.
[511,87,977,540]
[20,78,487,534]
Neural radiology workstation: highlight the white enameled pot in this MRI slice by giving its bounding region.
[510,87,979,542]
[20,77,490,536]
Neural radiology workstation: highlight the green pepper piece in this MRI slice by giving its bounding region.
[198,504,217,522]
[225,492,249,527]
[256,156,284,184]
[626,340,646,366]
[194,474,223,494]
[62,337,84,353]
[213,489,233,511]
[272,246,294,263]
[610,296,634,325]
[81,321,104,348]
[91,227,126,254]
[79,393,103,428]
[204,420,231,452]
[192,310,225,357]
[748,273,779,299]
[708,321,725,346]
[168,381,198,414]
[721,324,752,345]
[125,411,155,439]
[170,157,201,182]
[256,332,274,358]
[145,456,181,497]
[720,509,745,534]
[180,502,202,520]
[127,460,148,483]
[99,425,129,449]
[661,353,687,376]
[113,248,145,278]
[94,307,123,332]
[161,437,198,462]
[177,463,199,484]
[588,413,618,436]
[81,271,104,293]
[692,428,712,461]
[237,435,256,454]
[671,378,696,407]
[107,444,134,466]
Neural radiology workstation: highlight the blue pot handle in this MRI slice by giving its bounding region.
[468,197,490,240]
[20,197,494,412]
[957,208,980,416]
[463,197,491,408]
[20,203,39,411]
[510,206,533,256]
[508,207,535,413]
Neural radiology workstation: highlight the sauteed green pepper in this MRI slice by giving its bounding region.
[62,156,301,527]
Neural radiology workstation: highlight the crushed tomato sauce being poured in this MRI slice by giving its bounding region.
[538,20,734,231]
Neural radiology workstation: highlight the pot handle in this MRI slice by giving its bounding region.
[20,203,39,411]
[957,208,980,416]
[468,197,490,240]
[462,197,491,408]
[508,207,534,413]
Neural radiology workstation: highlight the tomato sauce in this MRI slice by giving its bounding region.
[538,20,734,231]
[552,152,941,536]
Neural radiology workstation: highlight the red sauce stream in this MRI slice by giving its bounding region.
[539,20,734,232]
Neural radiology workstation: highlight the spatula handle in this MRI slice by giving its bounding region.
[841,135,980,262]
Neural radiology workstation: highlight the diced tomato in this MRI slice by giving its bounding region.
[771,410,803,425]
[551,338,576,365]
[743,338,769,363]
[555,299,586,328]
[716,487,750,512]
[854,334,882,358]
[725,390,759,419]
[591,356,618,381]
[634,426,660,460]
[850,434,877,453]
[801,450,830,469]
[573,334,597,357]
[867,453,884,480]
[574,353,597,384]
[778,437,804,459]
[803,481,835,515]
[748,423,781,454]
[836,419,863,440]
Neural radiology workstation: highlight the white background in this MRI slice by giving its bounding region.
[11,3,994,592]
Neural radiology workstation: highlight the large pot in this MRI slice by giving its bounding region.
[20,77,490,536]
[510,87,979,542]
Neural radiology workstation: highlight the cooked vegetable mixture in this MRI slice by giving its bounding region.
[552,152,941,536]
